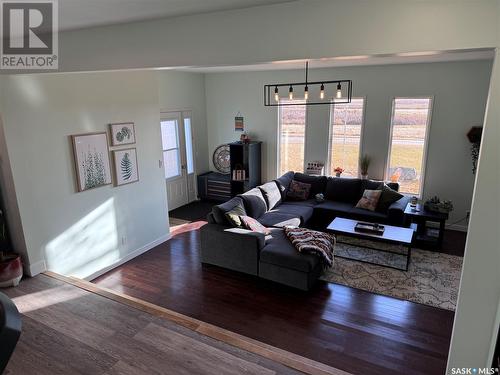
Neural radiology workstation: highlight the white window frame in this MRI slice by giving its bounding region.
[276,100,307,177]
[385,96,434,198]
[327,97,366,177]
[160,113,182,181]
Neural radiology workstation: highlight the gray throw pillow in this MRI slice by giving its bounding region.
[377,184,404,212]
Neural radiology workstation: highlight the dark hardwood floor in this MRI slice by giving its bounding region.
[94,221,465,375]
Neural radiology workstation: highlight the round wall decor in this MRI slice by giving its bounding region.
[213,144,231,174]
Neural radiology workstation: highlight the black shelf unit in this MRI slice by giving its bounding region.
[229,141,261,196]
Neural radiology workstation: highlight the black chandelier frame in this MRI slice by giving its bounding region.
[264,62,352,106]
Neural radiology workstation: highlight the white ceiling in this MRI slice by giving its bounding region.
[173,49,495,73]
[59,0,296,31]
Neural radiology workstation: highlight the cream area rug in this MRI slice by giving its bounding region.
[320,236,463,311]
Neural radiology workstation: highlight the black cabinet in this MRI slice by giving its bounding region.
[197,172,231,202]
[197,142,262,202]
[229,141,262,196]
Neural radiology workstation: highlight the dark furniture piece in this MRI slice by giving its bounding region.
[197,172,231,202]
[200,171,410,290]
[327,217,415,271]
[404,203,448,249]
[0,292,21,373]
[230,141,262,196]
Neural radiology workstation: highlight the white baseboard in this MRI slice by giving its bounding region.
[27,259,47,277]
[83,233,172,281]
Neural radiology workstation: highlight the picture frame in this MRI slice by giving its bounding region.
[109,122,136,146]
[112,148,139,186]
[71,132,112,192]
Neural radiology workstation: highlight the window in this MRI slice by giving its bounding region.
[387,97,432,196]
[160,118,181,179]
[328,98,365,177]
[278,100,306,175]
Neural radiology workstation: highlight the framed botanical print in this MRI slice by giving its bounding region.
[71,132,112,192]
[113,148,139,186]
[109,122,136,146]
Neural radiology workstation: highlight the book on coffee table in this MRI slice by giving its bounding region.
[354,222,385,235]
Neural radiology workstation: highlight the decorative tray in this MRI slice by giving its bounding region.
[354,222,385,235]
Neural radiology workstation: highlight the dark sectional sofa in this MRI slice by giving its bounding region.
[200,171,410,290]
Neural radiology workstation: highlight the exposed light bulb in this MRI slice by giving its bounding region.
[304,86,309,100]
[320,83,325,100]
[289,85,293,100]
[274,86,279,102]
[336,83,342,99]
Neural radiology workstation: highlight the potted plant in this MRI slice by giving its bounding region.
[424,196,454,214]
[334,167,344,178]
[360,154,371,179]
[0,210,22,288]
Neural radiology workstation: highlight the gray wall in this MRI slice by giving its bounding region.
[204,60,493,227]
[0,71,170,279]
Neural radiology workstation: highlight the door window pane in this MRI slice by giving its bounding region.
[183,118,194,174]
[163,149,180,179]
[278,100,306,175]
[329,98,364,177]
[387,98,432,196]
[160,120,178,150]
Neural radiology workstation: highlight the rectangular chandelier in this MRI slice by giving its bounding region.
[264,62,352,106]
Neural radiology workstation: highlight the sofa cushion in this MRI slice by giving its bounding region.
[240,188,267,218]
[355,189,382,212]
[283,199,318,208]
[260,229,320,272]
[259,181,282,210]
[360,179,383,192]
[348,207,388,223]
[212,197,245,225]
[271,203,314,224]
[325,177,362,203]
[314,201,353,216]
[257,212,301,228]
[287,180,311,201]
[274,171,294,199]
[293,173,327,199]
[377,184,404,212]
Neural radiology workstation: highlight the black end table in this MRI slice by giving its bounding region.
[404,203,448,249]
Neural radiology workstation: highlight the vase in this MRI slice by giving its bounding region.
[335,173,341,177]
[361,174,368,180]
[0,254,23,288]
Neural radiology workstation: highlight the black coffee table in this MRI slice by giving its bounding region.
[327,217,415,271]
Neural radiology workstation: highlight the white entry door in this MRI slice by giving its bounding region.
[160,111,196,211]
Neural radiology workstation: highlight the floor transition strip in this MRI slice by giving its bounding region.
[43,271,352,375]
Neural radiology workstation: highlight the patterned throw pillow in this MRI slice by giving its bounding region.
[224,202,247,227]
[240,215,271,235]
[286,180,312,201]
[356,189,382,212]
